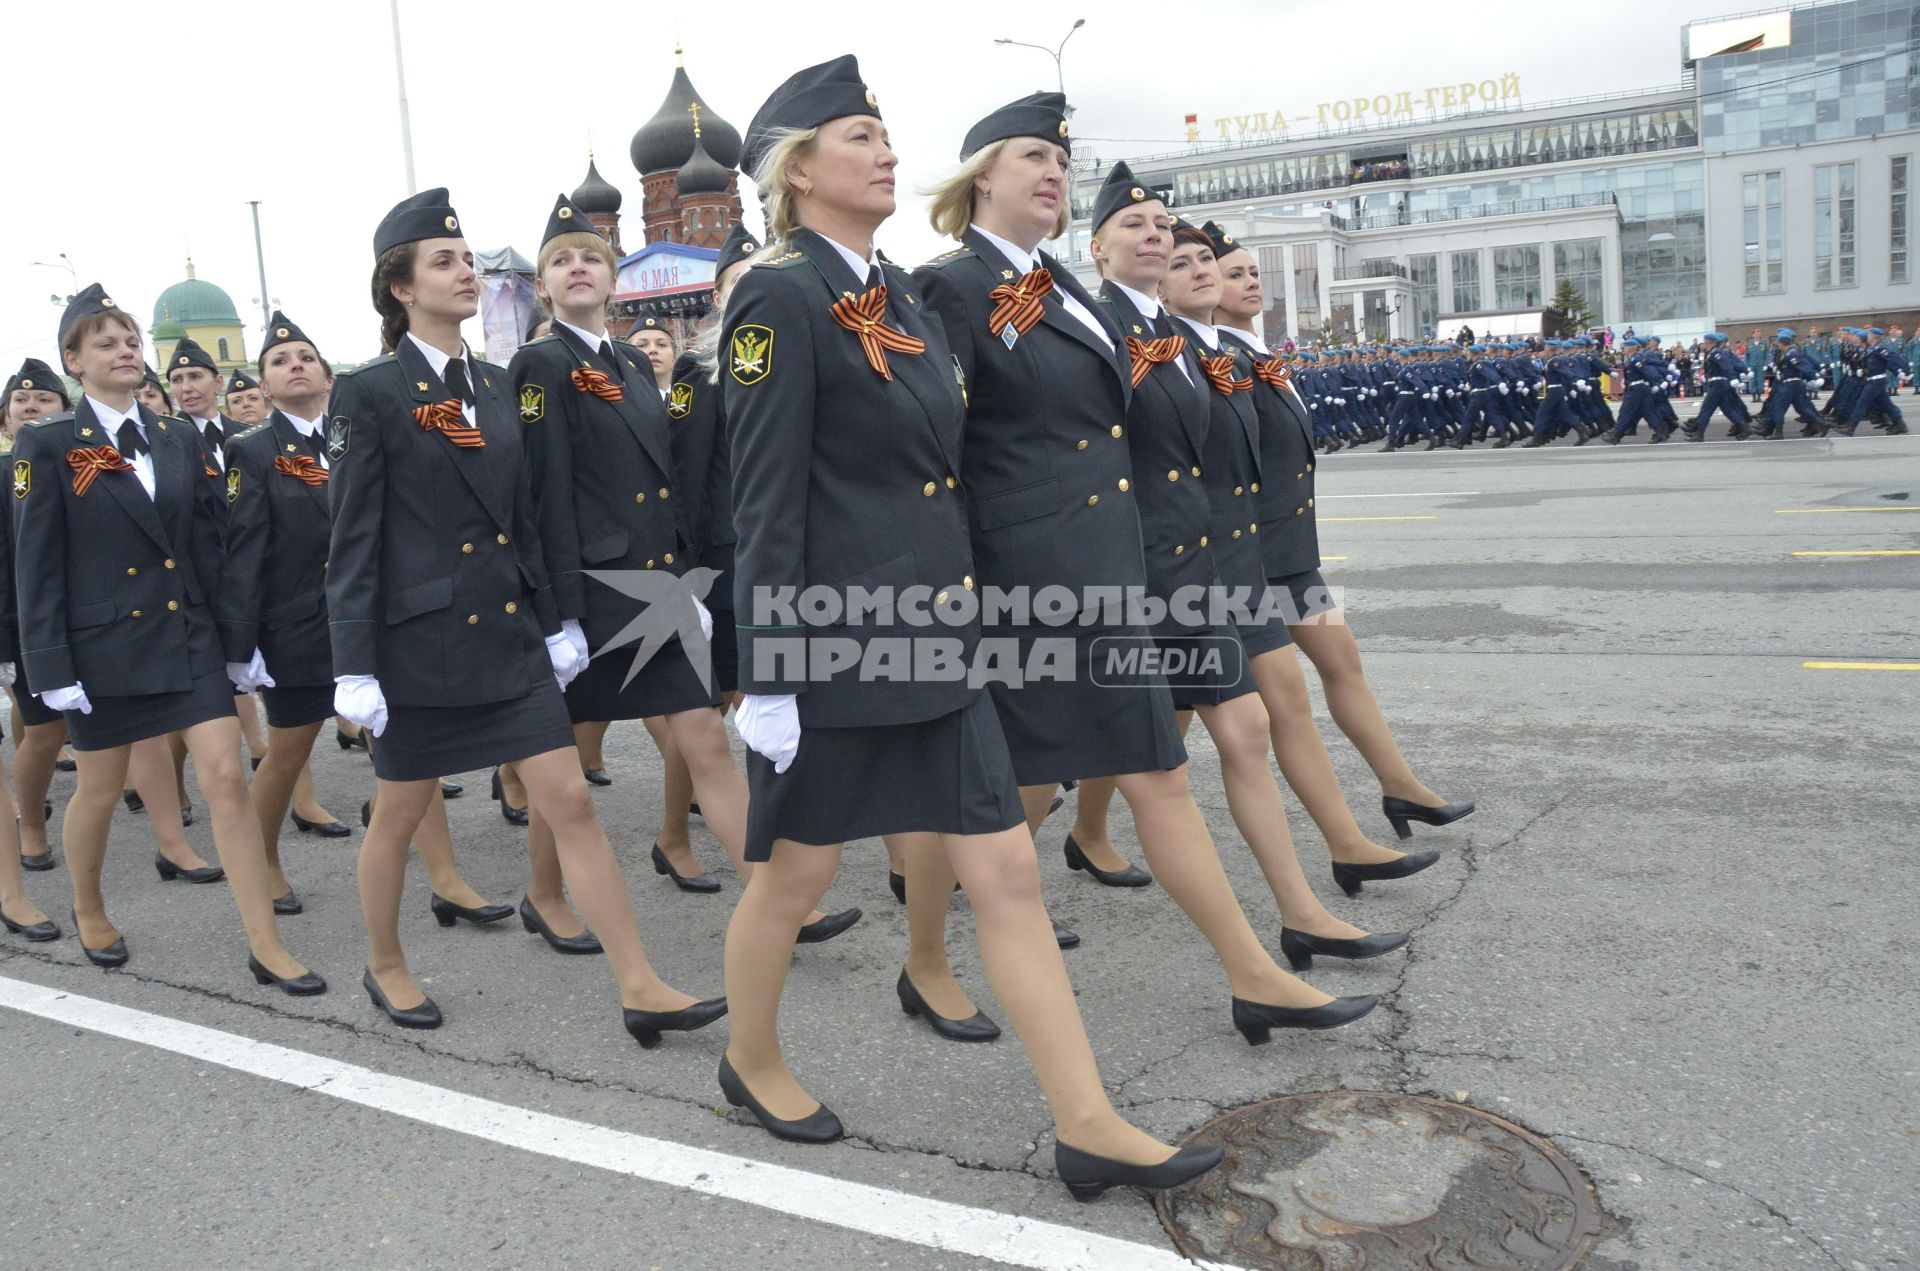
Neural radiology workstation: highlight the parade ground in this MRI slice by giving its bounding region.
[2,432,1914,1271]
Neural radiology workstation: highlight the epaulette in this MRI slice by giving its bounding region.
[920,246,977,270]
[755,250,807,269]
[338,352,397,377]
[519,334,559,349]
[234,421,272,442]
[28,412,73,428]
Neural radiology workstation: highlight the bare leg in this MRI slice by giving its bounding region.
[362,776,438,1008]
[288,758,337,825]
[168,731,188,806]
[723,840,843,1119]
[14,717,67,863]
[234,694,267,764]
[516,746,698,1012]
[0,754,49,928]
[129,735,211,871]
[1063,774,1136,873]
[1290,619,1448,806]
[412,785,490,908]
[576,719,611,773]
[643,716,699,876]
[251,721,323,898]
[897,831,978,1020]
[525,723,598,939]
[497,761,527,812]
[66,747,131,949]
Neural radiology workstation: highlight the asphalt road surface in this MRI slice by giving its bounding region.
[2,428,1915,1270]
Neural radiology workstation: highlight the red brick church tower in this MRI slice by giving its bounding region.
[629,45,744,247]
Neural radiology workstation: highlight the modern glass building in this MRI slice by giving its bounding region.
[1064,0,1919,343]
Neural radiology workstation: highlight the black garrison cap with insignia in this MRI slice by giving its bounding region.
[1090,161,1160,235]
[716,223,761,277]
[742,54,877,176]
[373,186,462,256]
[56,283,129,360]
[169,335,219,375]
[226,369,262,394]
[259,310,320,365]
[5,358,70,406]
[540,193,602,250]
[1200,220,1247,261]
[960,90,1071,161]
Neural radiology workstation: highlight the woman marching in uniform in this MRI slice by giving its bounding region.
[719,58,1220,1199]
[330,189,721,1042]
[1,365,59,939]
[12,285,320,990]
[907,104,1375,1042]
[6,360,73,874]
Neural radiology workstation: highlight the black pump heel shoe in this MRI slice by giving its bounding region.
[72,912,127,967]
[717,1054,843,1143]
[1279,928,1410,972]
[1,910,60,942]
[1231,993,1378,1044]
[336,726,369,752]
[1054,1141,1224,1203]
[291,811,352,838]
[623,997,727,1049]
[248,955,326,996]
[363,968,440,1029]
[430,894,514,927]
[896,969,1000,1042]
[1381,795,1476,840]
[796,909,863,944]
[154,854,225,884]
[519,896,602,954]
[1062,834,1153,888]
[651,843,721,894]
[1330,850,1440,897]
[490,769,527,827]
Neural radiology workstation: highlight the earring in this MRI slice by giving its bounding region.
[983,189,993,202]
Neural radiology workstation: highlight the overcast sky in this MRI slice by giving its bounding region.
[2,0,1761,373]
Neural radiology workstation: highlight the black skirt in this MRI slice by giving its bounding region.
[986,628,1188,787]
[261,683,335,729]
[565,634,718,723]
[1236,580,1297,658]
[1269,567,1341,623]
[9,659,63,729]
[744,690,1024,862]
[66,667,237,752]
[372,674,575,782]
[1159,623,1257,710]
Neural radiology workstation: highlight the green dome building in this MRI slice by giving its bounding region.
[150,259,247,370]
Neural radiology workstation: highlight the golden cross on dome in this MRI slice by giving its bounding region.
[688,100,702,138]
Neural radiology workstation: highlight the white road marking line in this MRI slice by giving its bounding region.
[1318,491,1479,499]
[0,976,1236,1271]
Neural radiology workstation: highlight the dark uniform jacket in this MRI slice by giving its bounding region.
[325,338,558,708]
[511,326,683,654]
[915,230,1146,621]
[11,400,225,694]
[1218,330,1319,580]
[218,411,333,686]
[667,350,736,587]
[724,227,977,728]
[1173,320,1266,593]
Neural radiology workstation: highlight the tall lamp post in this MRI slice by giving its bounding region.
[247,201,273,336]
[389,0,418,194]
[32,255,77,306]
[994,19,1085,106]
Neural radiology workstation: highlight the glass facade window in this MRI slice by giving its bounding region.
[1553,238,1606,318]
[1814,162,1857,287]
[1743,171,1784,294]
[1258,245,1291,343]
[1451,250,1482,312]
[1893,156,1910,285]
[1698,0,1917,154]
[1409,106,1697,178]
[1409,253,1439,336]
[1292,243,1322,337]
[1330,296,1356,342]
[1492,245,1541,309]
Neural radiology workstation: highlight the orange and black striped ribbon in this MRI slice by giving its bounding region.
[828,285,925,381]
[68,445,134,496]
[274,454,329,486]
[1201,354,1254,396]
[203,460,220,478]
[571,366,624,403]
[1252,356,1293,391]
[413,399,487,448]
[987,267,1054,339]
[1125,335,1188,388]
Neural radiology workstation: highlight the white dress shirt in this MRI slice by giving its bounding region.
[1174,314,1221,352]
[818,232,882,284]
[1218,324,1309,414]
[1106,279,1192,382]
[406,331,477,426]
[969,223,1112,349]
[86,395,156,498]
[285,409,329,470]
[557,318,611,355]
[189,414,224,471]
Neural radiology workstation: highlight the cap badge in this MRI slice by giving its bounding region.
[443,215,458,231]
[558,207,573,220]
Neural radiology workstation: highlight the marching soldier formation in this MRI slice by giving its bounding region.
[2,60,1496,1202]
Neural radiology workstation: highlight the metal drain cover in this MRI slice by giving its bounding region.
[1156,1091,1602,1269]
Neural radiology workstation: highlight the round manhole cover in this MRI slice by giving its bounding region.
[1156,1091,1603,1269]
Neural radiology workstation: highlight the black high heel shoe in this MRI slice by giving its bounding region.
[651,843,721,894]
[1054,1141,1224,1203]
[440,778,463,799]
[1330,850,1440,897]
[123,789,144,814]
[154,854,225,884]
[796,908,862,944]
[1280,928,1409,972]
[518,896,602,954]
[490,770,527,827]
[248,955,326,996]
[717,1054,843,1143]
[896,969,1000,1042]
[336,726,369,752]
[20,848,56,873]
[1054,921,1081,949]
[623,996,727,1049]
[1062,834,1153,888]
[272,892,304,916]
[360,800,373,828]
[430,894,515,927]
[291,811,352,838]
[1231,993,1378,1044]
[583,767,612,787]
[72,912,128,967]
[1381,795,1476,840]
[1,910,60,942]
[363,968,441,1029]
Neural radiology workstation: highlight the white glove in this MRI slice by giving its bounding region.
[1576,380,1590,391]
[0,663,13,688]
[693,595,713,641]
[40,683,91,714]
[545,630,586,689]
[560,618,590,667]
[226,647,276,694]
[1497,383,1509,395]
[333,675,388,738]
[735,693,801,774]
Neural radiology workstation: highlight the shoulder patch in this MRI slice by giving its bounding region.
[730,325,774,386]
[12,458,29,499]
[326,415,351,461]
[518,383,545,423]
[226,467,242,503]
[667,381,694,420]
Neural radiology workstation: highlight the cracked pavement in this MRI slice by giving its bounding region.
[2,437,1916,1268]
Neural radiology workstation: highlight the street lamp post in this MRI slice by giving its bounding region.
[32,254,77,305]
[994,18,1086,106]
[248,201,273,336]
[389,0,418,194]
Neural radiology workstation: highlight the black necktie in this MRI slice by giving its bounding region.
[866,264,883,290]
[300,426,326,462]
[598,340,624,383]
[202,419,223,448]
[443,359,476,408]
[116,419,150,458]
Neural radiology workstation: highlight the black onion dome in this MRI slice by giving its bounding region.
[630,54,742,175]
[571,159,622,214]
[675,135,731,196]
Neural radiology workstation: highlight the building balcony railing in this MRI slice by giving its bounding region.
[1331,191,1619,232]
[1335,260,1412,281]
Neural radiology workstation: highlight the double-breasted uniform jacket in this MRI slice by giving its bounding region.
[217,411,334,686]
[511,326,683,654]
[11,400,225,695]
[1171,320,1266,601]
[667,350,736,588]
[325,338,559,708]
[1096,283,1219,631]
[724,227,978,729]
[1217,330,1319,581]
[915,231,1147,624]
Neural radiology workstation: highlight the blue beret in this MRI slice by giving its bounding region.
[1776,328,1797,340]
[1869,326,1886,336]
[1468,344,1486,353]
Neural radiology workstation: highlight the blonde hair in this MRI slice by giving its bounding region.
[924,139,1070,242]
[750,126,821,246]
[536,230,619,316]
